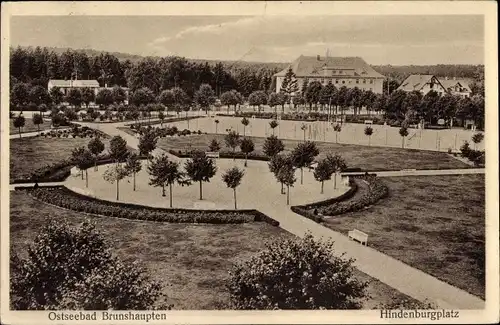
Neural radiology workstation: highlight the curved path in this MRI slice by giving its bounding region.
[19,119,484,309]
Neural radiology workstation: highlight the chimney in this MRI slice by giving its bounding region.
[317,55,320,61]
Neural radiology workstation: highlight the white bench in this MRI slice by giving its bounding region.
[364,120,373,125]
[205,151,220,159]
[348,229,368,246]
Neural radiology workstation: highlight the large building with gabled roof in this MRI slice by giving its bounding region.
[273,55,386,94]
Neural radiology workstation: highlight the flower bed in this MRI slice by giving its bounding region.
[39,126,107,139]
[23,186,280,226]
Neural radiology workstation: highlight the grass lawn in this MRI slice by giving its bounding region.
[10,191,417,309]
[10,137,110,182]
[9,118,53,135]
[156,134,471,171]
[323,174,485,299]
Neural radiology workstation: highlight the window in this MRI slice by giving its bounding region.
[356,79,359,84]
[335,79,339,84]
[363,79,366,84]
[370,80,373,84]
[339,71,343,74]
[342,80,345,84]
[321,78,325,84]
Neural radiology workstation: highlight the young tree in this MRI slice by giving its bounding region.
[263,135,285,157]
[158,112,165,126]
[72,147,94,188]
[240,138,255,167]
[220,90,236,114]
[125,153,142,191]
[228,233,367,309]
[138,129,158,160]
[209,139,221,152]
[269,119,279,136]
[399,126,409,148]
[32,113,44,132]
[325,153,347,189]
[194,83,216,114]
[148,154,189,207]
[277,163,296,205]
[108,135,129,163]
[87,136,105,171]
[333,124,342,143]
[214,119,220,134]
[10,220,165,310]
[313,158,334,194]
[269,153,292,195]
[225,131,241,160]
[184,151,217,200]
[291,141,320,185]
[268,92,280,115]
[471,132,484,150]
[364,126,374,146]
[13,115,26,138]
[103,162,130,201]
[81,87,95,108]
[222,167,245,209]
[241,117,250,136]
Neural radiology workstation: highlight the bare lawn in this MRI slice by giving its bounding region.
[10,191,416,309]
[323,174,485,299]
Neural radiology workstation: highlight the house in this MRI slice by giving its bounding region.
[396,75,447,95]
[439,78,471,98]
[47,79,130,105]
[274,55,385,95]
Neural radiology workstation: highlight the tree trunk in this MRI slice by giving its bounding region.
[162,184,166,196]
[81,170,84,180]
[18,127,22,138]
[245,153,248,167]
[300,167,303,185]
[335,132,338,143]
[169,183,173,208]
[133,172,136,191]
[303,130,306,141]
[321,180,324,194]
[281,182,284,194]
[199,181,203,200]
[94,158,98,171]
[287,185,290,205]
[243,126,246,137]
[233,188,237,209]
[37,124,40,132]
[334,172,337,189]
[402,137,405,148]
[85,170,88,188]
[215,124,218,134]
[368,136,371,146]
[233,148,236,161]
[227,105,230,114]
[116,179,119,201]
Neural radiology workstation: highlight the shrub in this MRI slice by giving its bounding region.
[228,233,368,309]
[375,295,438,310]
[10,220,167,310]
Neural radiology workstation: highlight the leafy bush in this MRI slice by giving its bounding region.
[228,233,368,309]
[25,186,279,226]
[10,220,167,310]
[375,295,438,310]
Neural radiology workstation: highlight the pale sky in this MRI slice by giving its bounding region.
[10,15,484,65]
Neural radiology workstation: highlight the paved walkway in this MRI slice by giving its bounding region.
[17,120,485,309]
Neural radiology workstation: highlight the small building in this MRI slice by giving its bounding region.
[439,78,471,98]
[48,79,100,95]
[396,75,447,96]
[274,55,385,95]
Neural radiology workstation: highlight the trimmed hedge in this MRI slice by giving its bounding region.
[168,149,270,162]
[24,186,280,226]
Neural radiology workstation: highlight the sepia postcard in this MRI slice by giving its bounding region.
[1,1,498,324]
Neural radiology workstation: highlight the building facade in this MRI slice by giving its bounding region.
[47,79,130,105]
[396,75,471,97]
[274,55,385,94]
[439,78,471,98]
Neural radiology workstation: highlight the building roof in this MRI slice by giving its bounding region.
[48,80,100,87]
[439,79,471,92]
[274,55,385,78]
[397,75,438,92]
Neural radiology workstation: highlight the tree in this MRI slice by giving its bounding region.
[399,126,409,148]
[279,67,299,102]
[222,167,245,209]
[325,154,347,189]
[88,137,105,171]
[49,86,63,106]
[208,139,221,152]
[248,90,267,112]
[130,87,155,108]
[108,135,129,163]
[158,111,166,126]
[72,147,94,188]
[81,88,95,108]
[194,83,216,114]
[471,132,484,150]
[263,135,285,157]
[269,153,292,194]
[38,103,48,118]
[32,113,43,132]
[125,153,142,191]
[10,220,165,310]
[171,87,188,115]
[333,124,342,143]
[138,129,158,159]
[65,88,83,108]
[214,119,220,134]
[314,158,334,194]
[291,141,319,185]
[240,138,255,167]
[225,131,241,160]
[29,85,51,107]
[95,88,113,107]
[304,81,322,111]
[268,92,280,115]
[220,90,236,114]
[228,232,367,309]
[277,163,296,205]
[112,86,127,104]
[319,82,337,116]
[300,124,307,141]
[13,115,25,138]
[10,83,29,109]
[269,119,279,136]
[184,151,217,200]
[103,162,130,201]
[148,154,189,207]
[364,126,373,146]
[241,117,250,136]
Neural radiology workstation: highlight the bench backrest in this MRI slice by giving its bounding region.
[353,229,368,238]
